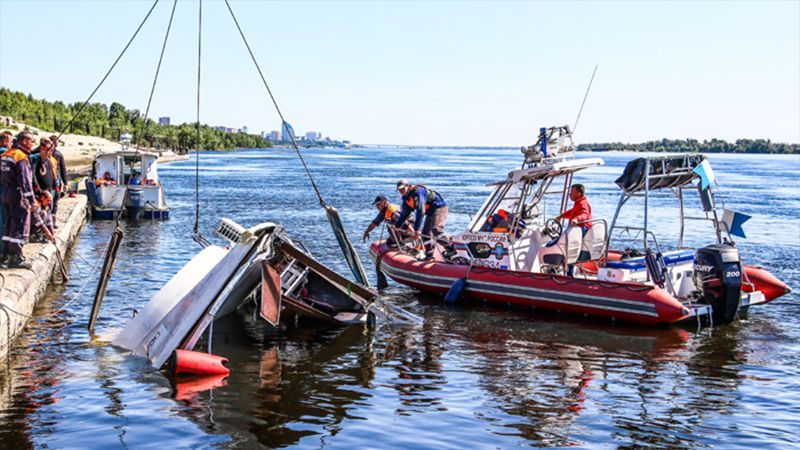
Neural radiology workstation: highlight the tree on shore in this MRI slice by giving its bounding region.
[577,137,798,154]
[0,88,272,151]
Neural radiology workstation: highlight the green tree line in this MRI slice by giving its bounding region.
[577,138,798,154]
[0,88,272,151]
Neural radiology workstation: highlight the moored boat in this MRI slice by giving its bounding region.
[85,134,170,220]
[371,126,791,326]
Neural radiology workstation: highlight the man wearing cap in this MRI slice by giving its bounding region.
[362,194,409,244]
[395,179,450,260]
[1,131,37,269]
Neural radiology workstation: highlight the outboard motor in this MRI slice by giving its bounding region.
[694,243,742,325]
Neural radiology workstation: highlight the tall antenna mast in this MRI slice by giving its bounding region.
[572,65,598,134]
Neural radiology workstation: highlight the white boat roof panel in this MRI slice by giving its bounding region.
[494,157,604,185]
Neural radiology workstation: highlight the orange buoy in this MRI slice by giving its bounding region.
[170,349,230,376]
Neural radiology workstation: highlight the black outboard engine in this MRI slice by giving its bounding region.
[694,243,742,325]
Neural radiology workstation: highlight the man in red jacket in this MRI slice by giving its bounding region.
[557,184,592,228]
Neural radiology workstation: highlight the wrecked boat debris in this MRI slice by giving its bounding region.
[112,218,420,370]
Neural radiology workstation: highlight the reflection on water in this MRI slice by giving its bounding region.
[0,149,798,448]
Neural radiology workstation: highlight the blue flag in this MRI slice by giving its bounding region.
[693,160,716,190]
[719,209,751,239]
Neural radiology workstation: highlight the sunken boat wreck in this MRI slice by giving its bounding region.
[110,218,420,373]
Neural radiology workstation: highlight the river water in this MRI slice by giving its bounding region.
[0,148,798,449]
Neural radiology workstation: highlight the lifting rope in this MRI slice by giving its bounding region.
[94,0,177,332]
[135,0,178,152]
[52,0,160,146]
[193,0,204,242]
[222,0,369,286]
[222,0,325,206]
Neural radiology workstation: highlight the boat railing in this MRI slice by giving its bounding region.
[602,226,664,266]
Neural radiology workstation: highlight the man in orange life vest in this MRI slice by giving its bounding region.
[481,208,526,237]
[1,131,37,269]
[395,179,450,260]
[361,195,411,244]
[556,183,592,229]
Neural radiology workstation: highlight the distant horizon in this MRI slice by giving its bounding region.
[4,87,798,149]
[1,1,797,145]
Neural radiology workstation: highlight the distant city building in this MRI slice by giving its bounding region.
[158,116,170,126]
[305,131,322,141]
[281,122,295,142]
[260,131,268,139]
[241,126,248,134]
[214,126,226,132]
[225,127,236,133]
[269,130,280,141]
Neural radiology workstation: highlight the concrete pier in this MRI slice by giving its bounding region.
[0,192,88,362]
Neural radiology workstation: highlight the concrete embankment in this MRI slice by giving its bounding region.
[0,192,88,362]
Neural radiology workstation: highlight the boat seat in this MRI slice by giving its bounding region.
[577,222,606,262]
[539,227,582,267]
[606,249,694,271]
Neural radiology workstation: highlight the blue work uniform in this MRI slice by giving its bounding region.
[396,185,449,259]
[1,146,34,257]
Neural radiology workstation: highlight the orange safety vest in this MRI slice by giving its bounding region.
[492,209,510,232]
[2,148,28,163]
[383,203,399,221]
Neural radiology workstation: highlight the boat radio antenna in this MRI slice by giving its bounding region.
[572,65,598,135]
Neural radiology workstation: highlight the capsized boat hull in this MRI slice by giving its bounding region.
[371,242,695,326]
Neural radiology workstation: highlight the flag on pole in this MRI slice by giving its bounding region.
[719,209,751,239]
[693,160,716,190]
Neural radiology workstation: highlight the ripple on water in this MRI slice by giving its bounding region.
[0,149,798,449]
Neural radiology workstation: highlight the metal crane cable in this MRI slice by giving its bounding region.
[51,0,161,146]
[221,0,370,286]
[222,0,325,206]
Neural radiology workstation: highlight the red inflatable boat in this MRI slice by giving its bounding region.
[370,127,791,326]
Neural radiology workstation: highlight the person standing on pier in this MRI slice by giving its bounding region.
[0,131,12,257]
[49,135,67,218]
[1,131,37,269]
[30,138,57,242]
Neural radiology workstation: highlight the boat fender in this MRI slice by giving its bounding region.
[170,349,230,376]
[644,249,667,288]
[445,278,467,303]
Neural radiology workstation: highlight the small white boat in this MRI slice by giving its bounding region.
[85,134,170,220]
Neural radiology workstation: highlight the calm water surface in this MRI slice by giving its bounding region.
[0,149,798,449]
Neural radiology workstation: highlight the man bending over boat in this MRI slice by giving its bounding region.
[395,179,452,261]
[556,184,592,229]
[362,194,413,245]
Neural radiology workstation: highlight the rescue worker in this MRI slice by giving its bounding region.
[556,184,592,229]
[481,208,526,237]
[0,131,12,256]
[1,131,37,269]
[49,135,67,218]
[361,194,412,244]
[30,139,57,243]
[395,179,451,260]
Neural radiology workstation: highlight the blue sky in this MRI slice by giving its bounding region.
[1,0,798,146]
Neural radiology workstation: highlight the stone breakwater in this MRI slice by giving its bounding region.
[0,192,88,362]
